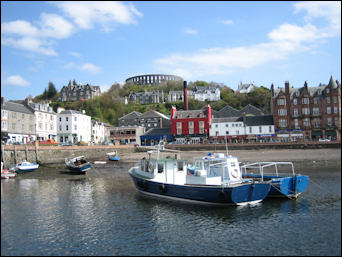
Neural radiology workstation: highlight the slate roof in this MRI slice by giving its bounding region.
[244,115,274,126]
[140,110,170,120]
[212,117,241,123]
[241,104,262,116]
[215,105,241,118]
[119,111,142,120]
[2,101,34,115]
[142,127,171,136]
[58,110,86,115]
[173,109,208,119]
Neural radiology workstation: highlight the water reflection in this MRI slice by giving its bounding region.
[1,161,340,256]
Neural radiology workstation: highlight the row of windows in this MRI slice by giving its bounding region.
[278,96,338,106]
[278,117,339,128]
[211,123,243,128]
[278,106,340,116]
[3,121,34,131]
[213,126,273,134]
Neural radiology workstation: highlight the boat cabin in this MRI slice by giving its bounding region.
[188,153,242,185]
[137,157,188,185]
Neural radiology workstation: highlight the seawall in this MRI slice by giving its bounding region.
[1,142,340,168]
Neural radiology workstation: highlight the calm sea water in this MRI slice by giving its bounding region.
[1,159,341,256]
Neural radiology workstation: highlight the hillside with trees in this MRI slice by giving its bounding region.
[37,80,271,126]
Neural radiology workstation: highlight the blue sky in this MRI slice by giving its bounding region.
[1,1,341,100]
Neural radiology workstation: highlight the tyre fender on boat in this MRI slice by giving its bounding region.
[137,180,147,190]
[158,184,166,194]
[218,191,228,202]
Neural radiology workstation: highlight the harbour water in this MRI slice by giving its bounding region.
[1,160,341,256]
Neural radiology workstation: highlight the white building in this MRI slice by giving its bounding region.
[92,119,105,144]
[236,82,257,93]
[27,100,57,142]
[210,117,245,141]
[57,108,91,144]
[194,86,221,101]
[209,115,275,143]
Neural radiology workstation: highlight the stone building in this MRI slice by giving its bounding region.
[118,110,171,129]
[1,97,36,144]
[271,76,341,142]
[59,81,101,101]
[128,90,164,104]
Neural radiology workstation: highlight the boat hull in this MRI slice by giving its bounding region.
[15,165,39,174]
[129,168,270,205]
[108,157,120,161]
[243,174,309,198]
[66,164,91,174]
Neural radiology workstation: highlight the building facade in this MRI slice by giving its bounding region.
[1,97,36,144]
[171,105,212,144]
[118,110,171,129]
[209,115,275,143]
[59,82,101,101]
[271,76,341,141]
[108,126,145,145]
[57,109,91,144]
[128,90,164,104]
[91,119,105,144]
[167,90,194,102]
[193,86,221,101]
[26,99,57,142]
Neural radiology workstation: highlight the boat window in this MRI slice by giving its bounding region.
[177,161,184,171]
[158,163,164,173]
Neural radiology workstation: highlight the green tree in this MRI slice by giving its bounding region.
[47,81,57,99]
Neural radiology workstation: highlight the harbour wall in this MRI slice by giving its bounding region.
[1,142,340,167]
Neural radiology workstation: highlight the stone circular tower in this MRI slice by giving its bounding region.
[125,74,183,86]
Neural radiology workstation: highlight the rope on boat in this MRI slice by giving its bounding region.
[269,183,295,200]
[307,178,333,195]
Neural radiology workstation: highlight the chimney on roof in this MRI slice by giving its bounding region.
[285,81,290,95]
[183,81,188,111]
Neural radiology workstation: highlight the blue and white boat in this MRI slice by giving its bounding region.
[107,151,120,161]
[12,160,39,174]
[65,156,91,174]
[240,161,309,198]
[128,150,271,206]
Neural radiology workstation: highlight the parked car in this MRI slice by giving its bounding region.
[75,141,88,146]
[39,139,58,145]
[319,138,331,142]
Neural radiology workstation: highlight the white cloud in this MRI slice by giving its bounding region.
[1,36,58,56]
[4,75,31,87]
[39,13,74,39]
[55,1,143,31]
[155,1,341,80]
[68,51,82,58]
[79,63,101,74]
[1,13,73,56]
[221,19,234,25]
[183,28,198,35]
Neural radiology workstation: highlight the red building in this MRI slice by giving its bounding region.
[170,105,212,144]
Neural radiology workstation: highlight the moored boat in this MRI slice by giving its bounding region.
[12,160,39,174]
[107,151,120,161]
[65,156,91,174]
[240,162,309,198]
[1,162,16,179]
[128,150,270,206]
